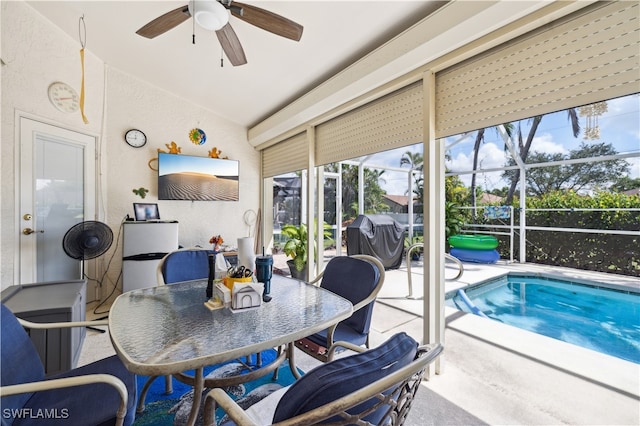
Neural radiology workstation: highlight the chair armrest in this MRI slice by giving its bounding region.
[326,340,366,360]
[0,374,128,426]
[204,343,443,426]
[275,343,443,425]
[17,318,109,329]
[203,387,258,426]
[307,271,324,287]
[157,252,169,286]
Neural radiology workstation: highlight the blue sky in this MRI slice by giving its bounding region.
[359,93,640,195]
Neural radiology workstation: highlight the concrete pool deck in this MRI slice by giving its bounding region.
[365,260,640,425]
[245,256,639,424]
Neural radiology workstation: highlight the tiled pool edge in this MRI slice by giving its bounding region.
[446,262,640,295]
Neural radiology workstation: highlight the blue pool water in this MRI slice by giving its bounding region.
[446,275,640,363]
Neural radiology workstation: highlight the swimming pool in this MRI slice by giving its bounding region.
[446,274,640,363]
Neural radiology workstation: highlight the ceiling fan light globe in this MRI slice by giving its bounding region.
[189,0,229,31]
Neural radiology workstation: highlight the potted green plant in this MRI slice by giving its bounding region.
[445,201,466,251]
[405,235,424,261]
[281,222,332,280]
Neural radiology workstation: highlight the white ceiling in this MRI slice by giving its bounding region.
[27,1,447,128]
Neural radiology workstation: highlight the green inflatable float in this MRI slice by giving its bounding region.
[448,234,498,250]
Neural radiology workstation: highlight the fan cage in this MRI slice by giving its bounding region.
[62,221,114,261]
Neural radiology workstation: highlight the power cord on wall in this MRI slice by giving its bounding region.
[88,215,128,317]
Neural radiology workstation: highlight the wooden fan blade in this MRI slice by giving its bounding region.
[216,23,247,66]
[136,5,190,39]
[230,2,303,41]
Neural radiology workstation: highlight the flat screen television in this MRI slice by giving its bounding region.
[158,153,239,201]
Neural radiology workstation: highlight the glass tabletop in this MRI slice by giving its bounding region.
[109,276,353,376]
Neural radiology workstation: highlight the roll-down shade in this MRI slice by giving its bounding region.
[315,81,424,166]
[262,132,308,178]
[435,1,640,138]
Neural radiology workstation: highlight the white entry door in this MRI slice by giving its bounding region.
[18,117,96,284]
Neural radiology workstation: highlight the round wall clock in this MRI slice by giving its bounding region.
[124,129,147,148]
[47,81,79,113]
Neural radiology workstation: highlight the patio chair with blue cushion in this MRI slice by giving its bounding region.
[295,254,385,361]
[203,332,443,426]
[0,303,137,426]
[156,247,216,285]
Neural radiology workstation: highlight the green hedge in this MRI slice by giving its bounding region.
[487,191,639,277]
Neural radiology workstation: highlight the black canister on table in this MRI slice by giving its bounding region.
[207,253,215,299]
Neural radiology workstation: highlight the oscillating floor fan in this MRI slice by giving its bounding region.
[62,220,113,266]
[62,221,114,329]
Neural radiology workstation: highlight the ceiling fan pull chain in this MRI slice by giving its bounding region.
[192,13,196,44]
[220,49,224,68]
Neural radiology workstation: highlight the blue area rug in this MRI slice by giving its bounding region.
[132,349,300,426]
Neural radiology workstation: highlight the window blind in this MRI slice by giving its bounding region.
[315,81,424,166]
[262,132,308,178]
[435,1,640,138]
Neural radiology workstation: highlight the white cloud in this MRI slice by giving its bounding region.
[446,142,507,171]
[447,151,472,172]
[477,143,507,169]
[627,157,640,179]
[529,133,567,155]
[444,144,510,190]
[383,171,412,195]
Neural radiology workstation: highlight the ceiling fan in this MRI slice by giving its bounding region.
[136,0,303,66]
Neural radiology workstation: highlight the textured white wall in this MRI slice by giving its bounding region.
[1,2,259,298]
[1,1,104,289]
[102,68,259,302]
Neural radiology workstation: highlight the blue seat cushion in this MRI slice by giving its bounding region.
[13,355,138,426]
[1,304,46,423]
[319,256,380,337]
[306,323,367,348]
[1,304,137,426]
[162,249,214,284]
[273,332,418,423]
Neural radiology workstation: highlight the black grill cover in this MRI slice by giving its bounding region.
[346,215,405,269]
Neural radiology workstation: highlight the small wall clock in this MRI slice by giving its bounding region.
[47,81,80,113]
[124,129,147,148]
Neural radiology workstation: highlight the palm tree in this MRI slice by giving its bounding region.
[470,129,485,212]
[469,124,513,213]
[504,110,580,204]
[400,151,423,171]
[400,150,423,205]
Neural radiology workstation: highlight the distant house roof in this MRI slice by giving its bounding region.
[623,188,640,196]
[383,194,410,207]
[479,193,504,204]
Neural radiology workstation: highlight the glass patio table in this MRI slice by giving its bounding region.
[108,275,353,426]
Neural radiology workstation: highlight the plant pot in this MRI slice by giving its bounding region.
[287,259,307,281]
